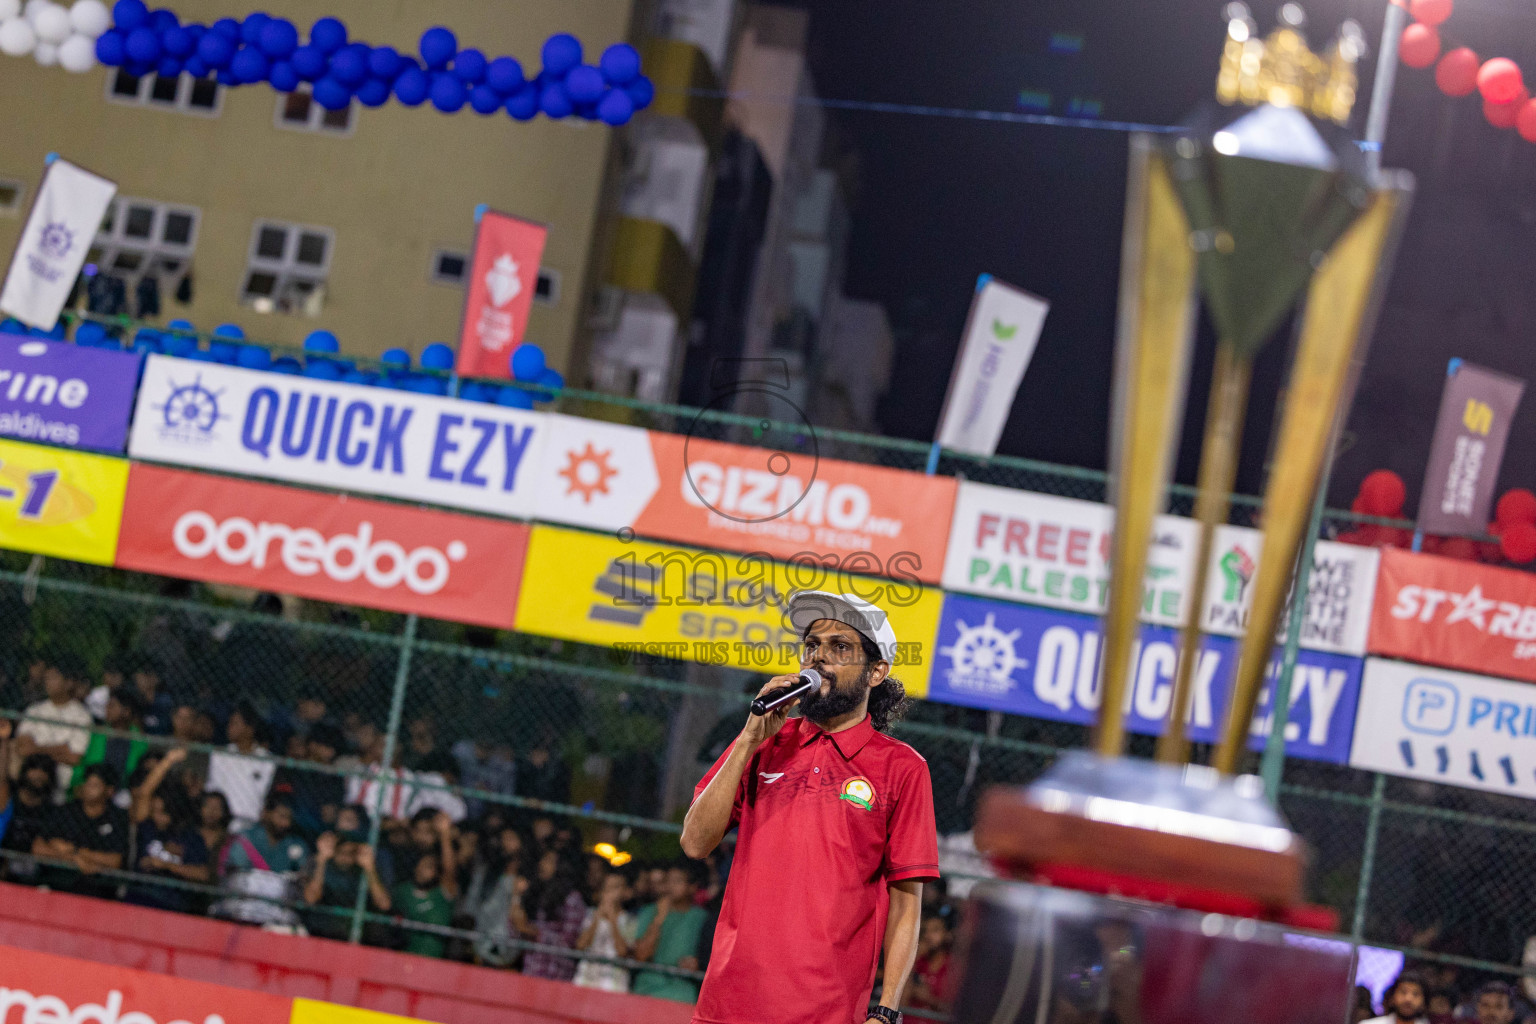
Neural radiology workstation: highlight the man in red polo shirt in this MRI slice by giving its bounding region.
[682,590,939,1024]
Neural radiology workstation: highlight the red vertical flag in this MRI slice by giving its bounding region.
[455,209,548,379]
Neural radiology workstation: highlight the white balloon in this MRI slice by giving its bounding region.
[21,0,42,20]
[66,0,106,37]
[31,3,68,44]
[0,16,36,55]
[33,38,54,63]
[57,30,91,70]
[0,0,19,22]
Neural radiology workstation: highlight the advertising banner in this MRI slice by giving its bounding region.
[934,276,1050,457]
[0,159,117,329]
[0,944,294,1024]
[941,481,1198,625]
[1350,658,1536,800]
[1198,525,1380,656]
[1416,360,1525,537]
[0,331,142,452]
[0,437,128,564]
[455,210,548,379]
[513,525,943,693]
[128,356,544,518]
[1368,547,1536,683]
[927,591,1362,763]
[534,414,956,582]
[116,464,530,628]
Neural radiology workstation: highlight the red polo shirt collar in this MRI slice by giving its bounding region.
[795,714,876,759]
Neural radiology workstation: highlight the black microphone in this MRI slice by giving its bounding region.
[750,668,822,716]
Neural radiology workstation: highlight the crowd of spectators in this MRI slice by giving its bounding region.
[1357,971,1534,1024]
[0,649,961,1011]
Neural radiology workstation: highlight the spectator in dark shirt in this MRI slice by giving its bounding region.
[130,656,175,736]
[125,748,210,912]
[303,829,391,943]
[271,723,347,842]
[517,734,572,805]
[73,687,149,793]
[199,790,233,870]
[32,763,129,897]
[2,751,58,883]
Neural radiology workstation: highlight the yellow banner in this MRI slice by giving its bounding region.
[290,999,423,1024]
[516,525,942,696]
[0,439,127,565]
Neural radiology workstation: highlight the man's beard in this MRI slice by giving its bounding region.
[800,663,873,724]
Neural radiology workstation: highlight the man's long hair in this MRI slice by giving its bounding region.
[857,633,909,732]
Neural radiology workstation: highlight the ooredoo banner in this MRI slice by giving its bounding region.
[0,332,142,452]
[0,437,128,565]
[116,464,530,627]
[1350,658,1536,800]
[128,356,543,518]
[1368,547,1536,683]
[1199,525,1380,656]
[534,414,956,582]
[928,591,1362,763]
[941,481,1198,625]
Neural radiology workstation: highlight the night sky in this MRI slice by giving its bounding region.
[782,0,1536,510]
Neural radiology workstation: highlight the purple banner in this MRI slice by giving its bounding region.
[0,332,141,452]
[1417,360,1525,537]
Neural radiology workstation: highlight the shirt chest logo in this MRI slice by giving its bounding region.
[839,776,875,810]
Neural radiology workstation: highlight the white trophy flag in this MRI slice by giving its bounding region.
[934,275,1050,457]
[0,158,117,330]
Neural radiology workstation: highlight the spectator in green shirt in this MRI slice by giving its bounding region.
[303,830,392,943]
[390,811,459,958]
[631,861,708,1002]
[71,688,148,793]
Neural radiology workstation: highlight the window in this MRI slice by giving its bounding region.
[275,87,355,134]
[91,196,200,290]
[0,178,23,215]
[241,219,334,315]
[535,268,561,306]
[430,249,468,285]
[105,69,222,116]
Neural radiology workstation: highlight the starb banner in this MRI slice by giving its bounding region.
[1368,547,1536,683]
[1350,658,1536,801]
[927,591,1362,764]
[1416,360,1525,537]
[934,276,1049,457]
[0,158,117,330]
[0,437,128,564]
[1198,525,1380,656]
[0,331,142,451]
[128,356,544,518]
[941,481,1198,626]
[455,210,548,379]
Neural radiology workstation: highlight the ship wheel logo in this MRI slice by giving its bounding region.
[560,442,619,502]
[939,613,1024,695]
[154,375,226,435]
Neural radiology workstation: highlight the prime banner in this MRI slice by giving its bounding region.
[941,481,1199,625]
[0,331,142,452]
[927,591,1363,763]
[0,437,128,564]
[513,524,944,694]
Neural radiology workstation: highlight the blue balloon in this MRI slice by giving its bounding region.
[419,26,456,70]
[0,317,25,333]
[230,47,269,84]
[95,30,125,65]
[268,59,298,91]
[303,330,339,353]
[420,343,455,370]
[599,43,641,85]
[290,44,325,80]
[505,84,539,120]
[469,84,501,115]
[356,78,391,106]
[380,348,411,369]
[208,340,241,364]
[625,75,654,109]
[393,67,429,106]
[210,17,239,38]
[453,47,487,84]
[541,33,582,76]
[235,345,271,370]
[131,335,163,356]
[539,83,573,119]
[184,55,208,77]
[486,56,523,95]
[161,25,193,56]
[112,0,148,30]
[510,343,546,382]
[185,24,205,41]
[496,387,535,410]
[270,356,302,375]
[74,323,106,345]
[211,323,245,339]
[216,67,237,86]
[536,367,565,396]
[258,18,297,58]
[240,12,270,45]
[330,42,368,85]
[313,77,352,110]
[124,27,161,63]
[573,99,599,121]
[367,45,402,81]
[195,31,234,69]
[565,65,604,104]
[430,73,466,113]
[147,8,177,32]
[156,55,183,78]
[302,359,341,381]
[162,333,197,358]
[309,16,346,54]
[597,88,634,126]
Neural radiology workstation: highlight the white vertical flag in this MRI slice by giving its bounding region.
[934,275,1050,457]
[0,158,117,330]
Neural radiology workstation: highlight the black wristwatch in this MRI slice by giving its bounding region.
[868,1007,901,1024]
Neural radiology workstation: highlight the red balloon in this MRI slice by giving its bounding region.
[1437,47,1481,96]
[1478,57,1524,103]
[1518,100,1536,142]
[1410,0,1454,26]
[1496,488,1536,526]
[1502,521,1536,563]
[1485,90,1526,129]
[1360,469,1407,517]
[1400,24,1440,69]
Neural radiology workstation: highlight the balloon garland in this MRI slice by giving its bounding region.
[1396,0,1536,141]
[0,0,112,72]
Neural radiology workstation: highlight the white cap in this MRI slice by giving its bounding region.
[787,590,899,662]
